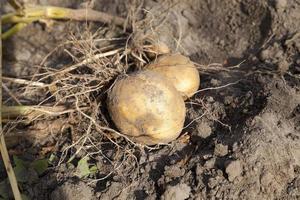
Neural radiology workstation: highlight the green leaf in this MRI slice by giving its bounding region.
[13,156,27,168]
[13,156,38,183]
[66,162,75,170]
[89,165,98,174]
[75,157,93,178]
[31,159,48,175]
[13,156,28,183]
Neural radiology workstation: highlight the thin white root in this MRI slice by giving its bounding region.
[3,76,48,87]
[193,80,242,95]
[56,48,124,75]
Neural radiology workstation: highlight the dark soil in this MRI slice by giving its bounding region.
[1,0,300,200]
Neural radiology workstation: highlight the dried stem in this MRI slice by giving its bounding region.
[0,19,23,200]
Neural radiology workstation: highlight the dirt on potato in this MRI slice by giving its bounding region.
[1,0,300,200]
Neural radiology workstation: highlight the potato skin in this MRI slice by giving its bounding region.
[107,70,186,145]
[146,54,200,99]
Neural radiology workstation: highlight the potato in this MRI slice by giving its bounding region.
[146,54,200,99]
[107,70,186,145]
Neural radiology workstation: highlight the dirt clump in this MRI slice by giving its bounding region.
[161,183,191,200]
[51,181,94,200]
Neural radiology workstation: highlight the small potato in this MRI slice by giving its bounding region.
[107,70,186,145]
[146,54,200,99]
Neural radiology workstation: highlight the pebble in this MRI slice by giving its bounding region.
[225,160,242,181]
[197,122,212,138]
[207,96,215,103]
[164,165,185,178]
[210,79,221,86]
[278,60,290,74]
[214,143,228,157]
[275,0,287,11]
[204,157,216,169]
[15,48,31,61]
[161,183,191,200]
[260,49,271,60]
[224,96,234,105]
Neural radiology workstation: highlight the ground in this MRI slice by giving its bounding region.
[1,0,300,199]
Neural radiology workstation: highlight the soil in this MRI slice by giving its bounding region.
[1,0,300,200]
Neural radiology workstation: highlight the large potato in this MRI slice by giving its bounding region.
[146,54,200,99]
[107,70,186,145]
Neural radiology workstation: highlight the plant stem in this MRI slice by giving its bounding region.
[2,105,33,119]
[2,6,126,27]
[2,6,127,39]
[2,23,28,40]
[0,18,23,200]
[1,13,16,24]
[1,105,71,121]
